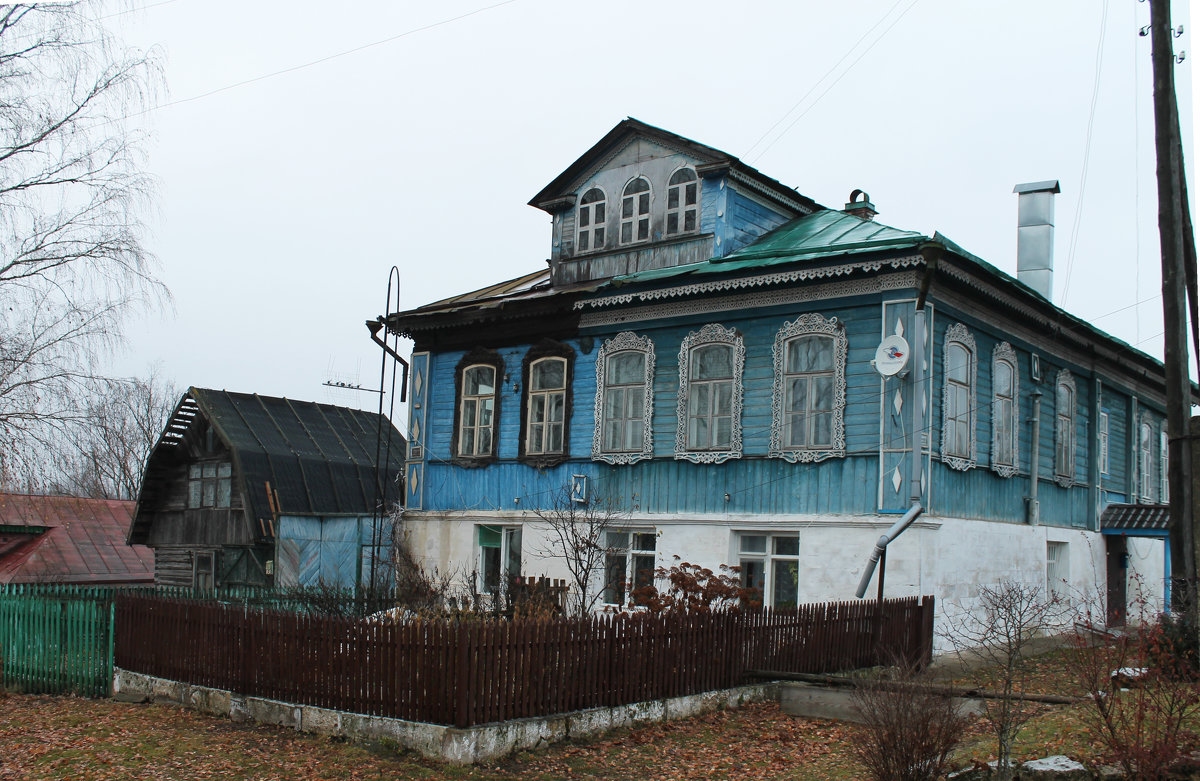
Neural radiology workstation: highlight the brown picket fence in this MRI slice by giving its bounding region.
[114,594,933,728]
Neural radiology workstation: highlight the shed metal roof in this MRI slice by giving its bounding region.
[1100,503,1170,532]
[0,494,153,584]
[137,389,405,534]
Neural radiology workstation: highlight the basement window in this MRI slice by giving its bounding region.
[602,530,656,606]
[738,533,799,610]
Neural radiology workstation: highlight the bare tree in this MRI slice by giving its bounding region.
[531,483,627,617]
[52,368,178,499]
[943,581,1064,781]
[0,3,165,486]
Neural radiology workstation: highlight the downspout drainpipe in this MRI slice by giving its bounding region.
[855,272,932,599]
[1027,389,1043,525]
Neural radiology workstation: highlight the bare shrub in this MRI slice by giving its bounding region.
[630,556,761,613]
[850,662,970,781]
[1070,600,1200,778]
[943,580,1063,780]
[531,483,628,617]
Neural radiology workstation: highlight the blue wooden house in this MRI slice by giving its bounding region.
[130,388,405,592]
[381,119,1168,624]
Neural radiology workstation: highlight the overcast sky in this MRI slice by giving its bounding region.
[111,0,1196,420]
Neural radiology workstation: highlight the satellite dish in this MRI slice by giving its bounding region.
[874,334,911,377]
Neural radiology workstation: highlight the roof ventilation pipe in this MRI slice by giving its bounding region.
[844,189,877,221]
[1013,180,1061,300]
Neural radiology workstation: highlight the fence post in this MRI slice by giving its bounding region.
[454,623,469,728]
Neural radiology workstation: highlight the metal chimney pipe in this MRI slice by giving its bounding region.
[1013,180,1060,300]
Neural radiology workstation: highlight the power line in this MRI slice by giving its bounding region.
[748,0,921,164]
[1060,0,1111,304]
[125,0,520,119]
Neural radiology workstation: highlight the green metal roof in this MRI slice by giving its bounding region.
[609,210,927,287]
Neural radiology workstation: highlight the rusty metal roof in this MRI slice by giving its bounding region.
[0,494,153,584]
[1100,503,1170,532]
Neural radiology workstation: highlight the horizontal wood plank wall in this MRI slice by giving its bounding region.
[114,594,934,728]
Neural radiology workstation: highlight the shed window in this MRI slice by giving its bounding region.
[459,364,497,457]
[620,177,651,245]
[1054,370,1076,485]
[187,462,232,509]
[526,357,567,455]
[665,168,699,236]
[577,187,606,253]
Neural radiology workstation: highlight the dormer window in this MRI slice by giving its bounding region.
[577,187,606,253]
[666,168,699,236]
[620,177,651,245]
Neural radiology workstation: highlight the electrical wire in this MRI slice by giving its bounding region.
[1061,0,1111,305]
[747,0,922,164]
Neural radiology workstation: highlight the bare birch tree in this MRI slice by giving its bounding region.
[52,369,178,499]
[532,483,627,617]
[0,3,165,485]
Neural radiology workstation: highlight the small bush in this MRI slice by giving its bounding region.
[850,663,970,781]
[630,556,761,613]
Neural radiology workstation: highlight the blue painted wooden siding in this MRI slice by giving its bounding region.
[418,295,1154,527]
[275,515,392,589]
[1100,386,1130,496]
[721,188,793,257]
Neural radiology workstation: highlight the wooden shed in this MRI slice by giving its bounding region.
[128,388,404,589]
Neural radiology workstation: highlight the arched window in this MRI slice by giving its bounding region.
[526,357,567,456]
[941,324,976,470]
[992,342,1019,477]
[577,187,606,253]
[769,314,846,462]
[1054,370,1076,486]
[676,324,743,463]
[666,168,699,237]
[458,364,497,458]
[1139,414,1156,502]
[620,177,651,245]
[593,332,655,464]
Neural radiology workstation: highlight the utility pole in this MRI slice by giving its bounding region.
[1149,0,1198,611]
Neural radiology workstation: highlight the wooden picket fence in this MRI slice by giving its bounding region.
[114,593,934,728]
[0,583,403,697]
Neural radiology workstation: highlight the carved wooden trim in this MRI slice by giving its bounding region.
[675,324,743,464]
[1054,369,1077,488]
[768,314,846,462]
[592,332,655,464]
[941,323,977,471]
[991,341,1019,478]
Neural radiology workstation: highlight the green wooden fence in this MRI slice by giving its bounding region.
[0,584,129,696]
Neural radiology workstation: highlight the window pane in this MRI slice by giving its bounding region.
[478,398,493,426]
[787,377,807,414]
[740,559,764,592]
[530,395,545,423]
[693,344,732,380]
[690,383,710,415]
[668,188,679,209]
[669,168,695,185]
[532,359,565,391]
[637,218,648,241]
[578,208,589,228]
[595,203,604,222]
[609,352,644,384]
[774,536,799,556]
[460,428,475,455]
[633,533,656,551]
[715,382,732,415]
[604,555,626,604]
[622,198,633,219]
[202,463,216,478]
[217,478,231,508]
[218,463,232,478]
[811,412,832,447]
[607,531,629,549]
[628,390,643,418]
[685,183,697,205]
[995,361,1013,396]
[638,193,649,213]
[787,412,807,447]
[620,223,632,243]
[714,416,731,447]
[788,335,832,373]
[633,555,655,587]
[465,366,494,395]
[741,535,767,554]
[189,464,201,479]
[684,210,696,232]
[581,188,603,204]
[773,561,799,610]
[625,178,649,194]
[202,482,215,507]
[594,226,604,245]
[548,423,563,453]
[478,427,492,455]
[628,419,643,446]
[947,343,969,383]
[605,388,623,418]
[689,416,709,449]
[811,376,833,411]
[666,213,678,234]
[605,422,622,451]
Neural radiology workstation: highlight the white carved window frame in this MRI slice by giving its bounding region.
[592,331,655,464]
[941,323,977,471]
[675,323,744,464]
[1138,411,1156,503]
[768,314,846,462]
[620,176,652,246]
[1160,427,1170,502]
[991,341,1019,478]
[1098,409,1109,476]
[665,166,700,237]
[1053,369,1076,488]
[576,187,607,254]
